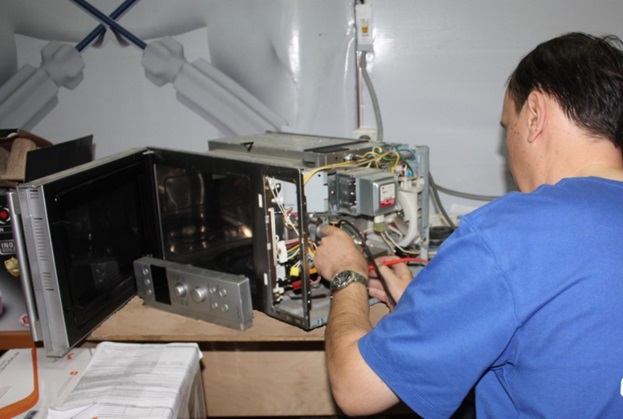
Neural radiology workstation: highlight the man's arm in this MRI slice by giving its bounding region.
[314,225,400,415]
[325,281,400,415]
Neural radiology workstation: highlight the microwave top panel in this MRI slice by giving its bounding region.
[207,133,379,167]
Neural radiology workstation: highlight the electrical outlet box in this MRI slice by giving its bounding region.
[355,3,373,52]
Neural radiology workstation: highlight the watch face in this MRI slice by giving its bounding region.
[330,270,367,291]
[334,271,351,287]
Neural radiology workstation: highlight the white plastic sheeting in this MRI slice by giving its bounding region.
[0,0,356,157]
[1,0,623,212]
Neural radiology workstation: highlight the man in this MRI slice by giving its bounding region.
[313,32,623,417]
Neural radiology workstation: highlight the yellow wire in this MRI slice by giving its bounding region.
[302,156,376,184]
[302,146,407,185]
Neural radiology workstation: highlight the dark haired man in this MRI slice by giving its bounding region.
[314,32,623,417]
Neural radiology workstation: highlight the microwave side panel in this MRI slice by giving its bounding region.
[17,186,71,355]
[260,165,333,330]
[259,165,312,329]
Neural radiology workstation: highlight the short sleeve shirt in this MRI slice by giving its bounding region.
[359,178,623,418]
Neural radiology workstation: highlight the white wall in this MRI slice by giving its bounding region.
[1,0,623,215]
[365,0,623,214]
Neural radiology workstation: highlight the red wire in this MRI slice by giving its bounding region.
[368,257,428,270]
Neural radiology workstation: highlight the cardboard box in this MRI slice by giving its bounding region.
[0,129,53,187]
[0,348,93,418]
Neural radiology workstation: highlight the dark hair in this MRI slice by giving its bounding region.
[507,32,623,148]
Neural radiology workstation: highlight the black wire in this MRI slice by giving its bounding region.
[337,219,397,307]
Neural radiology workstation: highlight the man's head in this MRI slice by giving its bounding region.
[502,33,623,192]
[506,32,623,148]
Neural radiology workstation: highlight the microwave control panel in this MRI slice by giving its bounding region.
[134,256,253,330]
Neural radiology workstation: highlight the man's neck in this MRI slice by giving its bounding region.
[573,161,623,181]
[553,132,623,183]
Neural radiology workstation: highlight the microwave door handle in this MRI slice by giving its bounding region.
[8,191,43,341]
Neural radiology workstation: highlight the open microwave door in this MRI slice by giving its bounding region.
[12,148,160,357]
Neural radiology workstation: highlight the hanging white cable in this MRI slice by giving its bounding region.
[359,51,384,142]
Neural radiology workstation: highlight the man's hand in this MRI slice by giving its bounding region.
[369,255,414,309]
[313,224,369,280]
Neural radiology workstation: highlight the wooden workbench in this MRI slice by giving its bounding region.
[88,296,389,417]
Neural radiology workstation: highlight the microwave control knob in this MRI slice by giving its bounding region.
[174,283,187,298]
[191,286,207,303]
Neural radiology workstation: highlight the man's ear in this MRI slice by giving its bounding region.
[526,91,546,143]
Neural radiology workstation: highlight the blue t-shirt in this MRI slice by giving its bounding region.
[359,177,623,418]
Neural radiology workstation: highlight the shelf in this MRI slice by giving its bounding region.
[89,296,389,343]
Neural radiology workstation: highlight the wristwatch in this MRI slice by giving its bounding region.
[330,270,368,292]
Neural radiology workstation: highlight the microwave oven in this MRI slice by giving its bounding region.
[10,133,429,357]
